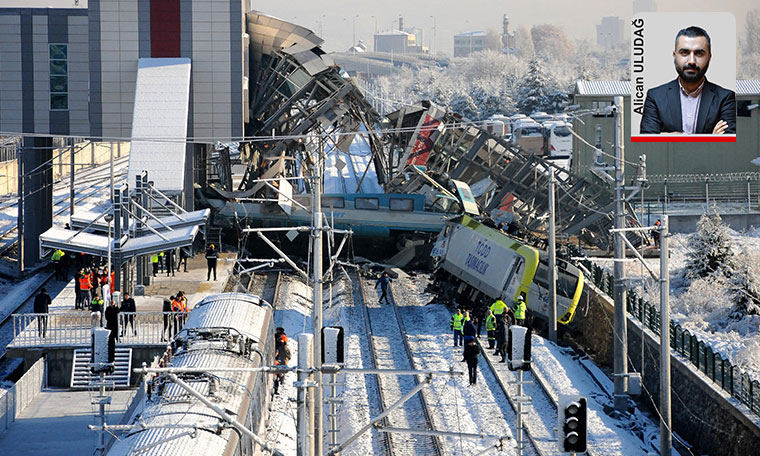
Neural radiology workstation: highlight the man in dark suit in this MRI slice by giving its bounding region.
[640,26,735,135]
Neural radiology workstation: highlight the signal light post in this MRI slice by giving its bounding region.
[558,394,587,454]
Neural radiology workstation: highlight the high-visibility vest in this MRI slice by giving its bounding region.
[486,314,496,331]
[52,250,64,262]
[491,300,507,315]
[514,301,526,320]
[451,313,464,331]
[79,275,91,290]
[151,254,159,263]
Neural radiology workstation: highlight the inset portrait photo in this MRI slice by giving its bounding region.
[630,12,736,142]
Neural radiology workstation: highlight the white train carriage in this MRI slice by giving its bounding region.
[107,293,276,456]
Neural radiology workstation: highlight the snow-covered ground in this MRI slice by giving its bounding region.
[264,270,663,455]
[619,225,760,381]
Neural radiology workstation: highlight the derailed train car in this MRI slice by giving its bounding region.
[108,293,277,456]
[432,215,585,325]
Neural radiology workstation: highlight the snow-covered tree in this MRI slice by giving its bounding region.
[517,57,568,114]
[685,209,736,280]
[728,253,760,319]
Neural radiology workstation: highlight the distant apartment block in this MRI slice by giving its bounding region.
[596,16,625,48]
[453,31,487,57]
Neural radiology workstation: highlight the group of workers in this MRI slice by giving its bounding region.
[150,248,191,278]
[451,293,529,385]
[162,291,189,340]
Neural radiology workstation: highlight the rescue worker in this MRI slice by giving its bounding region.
[104,298,120,362]
[177,248,189,272]
[463,340,481,385]
[490,297,507,317]
[205,244,218,281]
[78,269,92,310]
[74,269,83,310]
[162,296,174,340]
[165,249,175,277]
[172,292,188,334]
[513,294,527,326]
[51,248,65,281]
[33,288,51,338]
[151,253,159,277]
[461,317,477,356]
[495,314,509,362]
[450,308,464,347]
[375,271,392,304]
[91,293,105,326]
[652,219,662,248]
[485,310,497,349]
[120,292,137,337]
[274,336,292,395]
[473,305,486,338]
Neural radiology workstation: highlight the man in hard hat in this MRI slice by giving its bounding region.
[205,243,219,281]
[513,294,527,326]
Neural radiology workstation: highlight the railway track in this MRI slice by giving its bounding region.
[350,267,443,456]
[477,330,598,456]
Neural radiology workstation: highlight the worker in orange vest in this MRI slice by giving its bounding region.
[78,269,92,309]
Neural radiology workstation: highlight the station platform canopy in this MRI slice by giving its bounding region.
[69,208,210,234]
[39,225,199,265]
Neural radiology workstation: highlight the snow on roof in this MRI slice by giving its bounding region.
[375,30,412,36]
[576,79,760,96]
[455,30,487,37]
[128,58,191,193]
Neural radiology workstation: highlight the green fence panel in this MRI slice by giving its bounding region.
[715,353,724,389]
[705,346,714,381]
[670,321,677,349]
[675,326,683,353]
[698,341,707,374]
[683,329,692,360]
[753,380,760,415]
[691,335,699,367]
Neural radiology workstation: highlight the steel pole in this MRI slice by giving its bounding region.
[660,216,672,456]
[313,139,324,456]
[298,334,314,456]
[613,95,628,411]
[548,168,557,342]
[70,139,75,217]
[17,147,23,276]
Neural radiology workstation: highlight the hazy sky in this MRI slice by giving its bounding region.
[0,0,751,55]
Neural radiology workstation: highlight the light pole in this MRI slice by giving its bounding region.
[429,15,436,55]
[319,14,326,37]
[104,213,113,305]
[371,15,377,34]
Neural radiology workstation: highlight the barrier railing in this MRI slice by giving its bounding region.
[580,258,760,417]
[10,312,187,348]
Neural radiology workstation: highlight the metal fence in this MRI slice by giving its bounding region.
[10,312,187,347]
[581,259,760,418]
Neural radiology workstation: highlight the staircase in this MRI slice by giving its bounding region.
[70,347,132,389]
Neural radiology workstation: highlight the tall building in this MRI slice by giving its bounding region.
[453,31,487,57]
[596,16,625,48]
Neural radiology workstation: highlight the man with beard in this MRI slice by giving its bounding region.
[640,26,735,135]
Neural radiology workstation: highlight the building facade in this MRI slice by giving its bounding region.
[453,31,487,57]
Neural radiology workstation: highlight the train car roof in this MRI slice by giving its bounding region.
[188,293,271,341]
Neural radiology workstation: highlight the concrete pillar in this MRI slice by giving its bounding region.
[21,136,53,270]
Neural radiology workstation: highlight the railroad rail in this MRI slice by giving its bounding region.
[346,266,393,455]
[354,271,443,456]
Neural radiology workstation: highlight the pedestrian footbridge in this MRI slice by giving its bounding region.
[6,311,182,388]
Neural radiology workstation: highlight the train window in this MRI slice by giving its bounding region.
[355,197,380,210]
[389,198,414,211]
[322,197,345,209]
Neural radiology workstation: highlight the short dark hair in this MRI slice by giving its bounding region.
[675,26,711,53]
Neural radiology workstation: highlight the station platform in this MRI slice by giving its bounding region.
[0,388,136,456]
[4,250,237,387]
